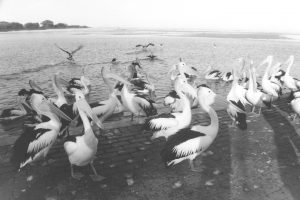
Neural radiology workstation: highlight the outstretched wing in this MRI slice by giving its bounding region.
[71,45,84,54]
[55,44,71,55]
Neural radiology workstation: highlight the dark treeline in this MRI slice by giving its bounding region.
[0,20,89,32]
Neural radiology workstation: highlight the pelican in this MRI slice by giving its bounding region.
[143,75,197,140]
[114,74,157,122]
[136,43,154,50]
[291,90,300,122]
[204,65,221,80]
[55,44,83,62]
[10,93,72,170]
[163,90,183,112]
[160,84,219,171]
[0,89,33,120]
[88,67,132,122]
[226,60,248,130]
[261,56,281,101]
[221,71,233,82]
[282,55,300,91]
[169,59,199,84]
[245,61,272,115]
[63,87,104,181]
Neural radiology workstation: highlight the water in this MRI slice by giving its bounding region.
[1,28,300,112]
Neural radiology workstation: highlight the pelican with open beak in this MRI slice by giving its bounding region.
[11,93,72,170]
[63,87,105,181]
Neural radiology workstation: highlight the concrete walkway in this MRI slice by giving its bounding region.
[0,96,300,200]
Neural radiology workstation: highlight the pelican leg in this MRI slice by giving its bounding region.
[70,164,84,180]
[293,114,298,122]
[89,162,105,182]
[251,106,256,113]
[131,113,134,121]
[258,107,262,115]
[189,159,204,172]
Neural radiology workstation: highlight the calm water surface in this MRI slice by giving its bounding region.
[1,28,300,112]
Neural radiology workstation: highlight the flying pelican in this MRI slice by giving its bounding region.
[136,43,155,50]
[55,44,83,62]
[160,84,219,171]
[226,59,249,130]
[282,55,300,91]
[10,93,72,170]
[245,61,272,115]
[261,56,281,101]
[290,90,300,122]
[63,87,104,181]
[143,75,197,140]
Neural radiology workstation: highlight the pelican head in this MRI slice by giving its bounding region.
[30,93,72,121]
[197,84,216,112]
[174,75,197,99]
[70,88,103,129]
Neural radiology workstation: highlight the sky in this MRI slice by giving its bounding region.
[0,0,300,33]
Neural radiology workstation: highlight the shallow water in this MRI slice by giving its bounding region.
[1,28,300,111]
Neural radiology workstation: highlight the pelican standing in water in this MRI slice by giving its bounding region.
[55,44,84,62]
[11,93,72,170]
[160,84,219,171]
[143,75,197,140]
[63,87,104,180]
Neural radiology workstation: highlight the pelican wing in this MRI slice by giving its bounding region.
[133,95,157,116]
[71,45,84,54]
[55,44,70,54]
[144,113,177,131]
[160,128,206,163]
[11,126,54,169]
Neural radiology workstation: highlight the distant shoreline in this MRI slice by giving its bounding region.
[0,26,89,32]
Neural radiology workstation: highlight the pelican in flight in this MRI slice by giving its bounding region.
[160,84,219,171]
[10,93,72,170]
[55,44,84,61]
[144,75,197,140]
[136,43,155,50]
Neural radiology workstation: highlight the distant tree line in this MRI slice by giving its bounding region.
[0,20,89,32]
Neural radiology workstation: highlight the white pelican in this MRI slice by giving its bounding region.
[0,89,33,120]
[143,75,197,140]
[63,88,104,181]
[163,90,184,112]
[10,93,72,170]
[245,61,272,115]
[261,56,281,101]
[290,90,300,122]
[204,65,222,80]
[160,84,219,171]
[282,55,300,91]
[226,60,249,130]
[55,44,83,62]
[115,78,157,121]
[89,67,132,122]
[169,59,199,85]
[221,71,233,82]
